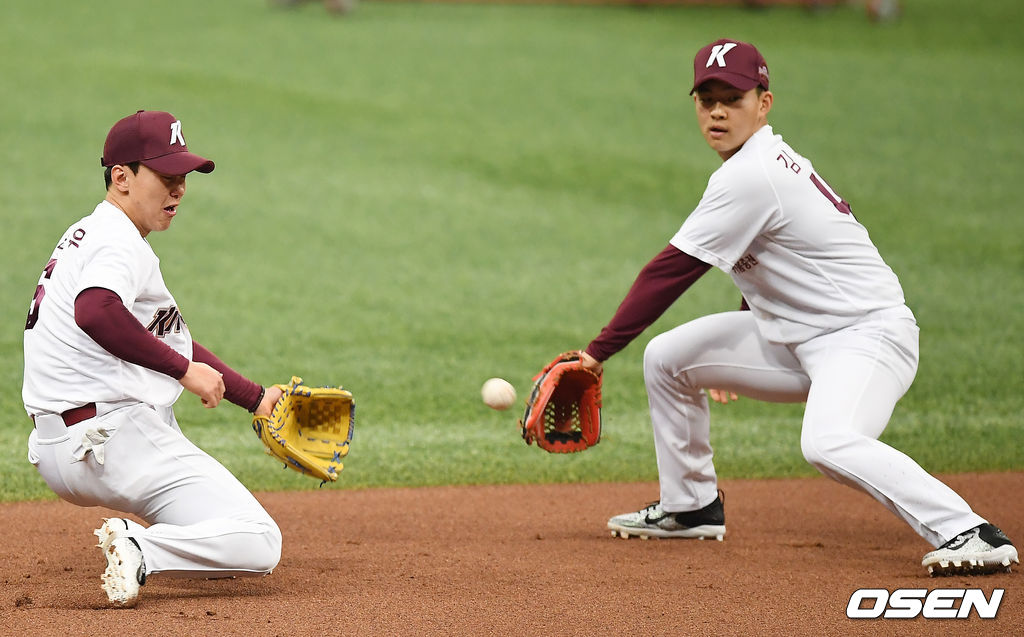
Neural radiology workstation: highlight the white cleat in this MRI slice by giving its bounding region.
[922,523,1018,577]
[94,518,146,607]
[606,499,726,542]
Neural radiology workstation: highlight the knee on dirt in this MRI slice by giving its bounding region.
[243,519,283,574]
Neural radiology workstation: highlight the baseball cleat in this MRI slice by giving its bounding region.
[922,523,1019,577]
[95,518,146,607]
[607,493,725,541]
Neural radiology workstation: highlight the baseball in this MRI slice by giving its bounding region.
[481,378,516,411]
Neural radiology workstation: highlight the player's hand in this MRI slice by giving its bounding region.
[580,350,603,376]
[254,385,284,418]
[708,388,739,404]
[181,361,225,408]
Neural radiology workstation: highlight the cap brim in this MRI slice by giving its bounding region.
[142,152,215,175]
[690,72,761,94]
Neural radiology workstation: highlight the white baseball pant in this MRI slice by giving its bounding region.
[643,309,984,547]
[28,402,281,578]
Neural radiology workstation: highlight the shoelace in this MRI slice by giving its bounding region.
[640,501,661,515]
[640,501,668,523]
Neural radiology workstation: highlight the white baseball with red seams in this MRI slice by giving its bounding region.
[481,378,516,411]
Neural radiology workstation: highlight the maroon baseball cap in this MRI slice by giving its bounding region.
[101,110,215,175]
[690,39,770,94]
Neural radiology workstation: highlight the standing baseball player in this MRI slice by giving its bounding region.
[579,39,1018,576]
[23,110,285,606]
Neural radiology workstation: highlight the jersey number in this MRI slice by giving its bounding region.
[25,227,86,330]
[777,152,853,215]
[25,259,57,330]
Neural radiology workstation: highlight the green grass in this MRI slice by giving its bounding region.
[1,0,1021,500]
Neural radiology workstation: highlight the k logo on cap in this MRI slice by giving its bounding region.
[169,120,186,147]
[706,42,739,68]
[691,39,770,94]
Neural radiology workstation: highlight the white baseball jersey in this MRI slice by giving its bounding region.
[23,200,191,415]
[26,201,280,583]
[671,125,907,343]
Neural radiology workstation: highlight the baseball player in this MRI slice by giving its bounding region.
[23,110,285,607]
[578,39,1018,576]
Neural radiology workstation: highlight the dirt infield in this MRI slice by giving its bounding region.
[1,473,1019,635]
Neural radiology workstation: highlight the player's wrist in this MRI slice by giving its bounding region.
[249,386,266,414]
[580,349,604,372]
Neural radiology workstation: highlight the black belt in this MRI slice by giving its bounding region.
[32,403,97,427]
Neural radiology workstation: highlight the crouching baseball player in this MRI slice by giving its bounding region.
[23,110,284,607]
[578,39,1018,577]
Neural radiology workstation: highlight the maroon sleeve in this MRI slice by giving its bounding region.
[191,342,265,413]
[74,287,190,379]
[585,244,711,362]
